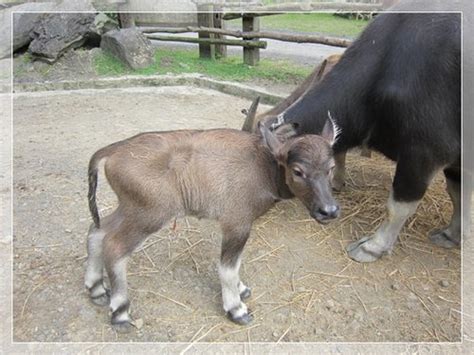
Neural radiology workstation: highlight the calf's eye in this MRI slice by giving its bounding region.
[293,168,304,177]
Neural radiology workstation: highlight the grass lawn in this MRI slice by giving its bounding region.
[95,48,312,83]
[228,13,369,39]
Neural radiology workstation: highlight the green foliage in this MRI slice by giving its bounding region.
[228,13,369,39]
[95,48,311,83]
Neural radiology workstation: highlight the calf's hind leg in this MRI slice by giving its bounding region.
[219,222,252,325]
[103,217,164,333]
[85,210,122,306]
[84,224,108,306]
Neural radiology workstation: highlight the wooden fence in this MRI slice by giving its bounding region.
[129,2,384,66]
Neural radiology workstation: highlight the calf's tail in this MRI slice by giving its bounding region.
[88,151,102,229]
[88,144,119,229]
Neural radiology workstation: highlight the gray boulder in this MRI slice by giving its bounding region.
[86,12,119,46]
[100,28,155,70]
[92,12,119,36]
[28,13,96,63]
[54,0,95,12]
[0,2,56,59]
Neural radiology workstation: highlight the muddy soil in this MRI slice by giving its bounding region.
[13,86,460,343]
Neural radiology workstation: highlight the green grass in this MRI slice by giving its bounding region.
[228,13,368,39]
[95,48,312,83]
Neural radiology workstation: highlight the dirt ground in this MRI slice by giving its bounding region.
[12,86,461,343]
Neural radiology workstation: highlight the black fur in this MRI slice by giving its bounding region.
[283,13,460,202]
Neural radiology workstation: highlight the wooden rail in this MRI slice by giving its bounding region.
[135,1,381,65]
[145,34,267,48]
[141,26,352,47]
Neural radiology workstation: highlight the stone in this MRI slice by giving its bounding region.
[439,280,449,288]
[133,318,144,330]
[55,0,95,12]
[326,299,335,310]
[92,12,119,36]
[0,2,56,59]
[100,28,155,70]
[29,13,96,63]
[120,0,197,27]
[85,13,119,47]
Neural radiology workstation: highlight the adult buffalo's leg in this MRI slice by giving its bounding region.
[332,151,346,191]
[347,152,436,262]
[429,165,461,248]
[218,221,252,325]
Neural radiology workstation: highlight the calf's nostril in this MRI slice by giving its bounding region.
[318,205,340,218]
[318,207,329,216]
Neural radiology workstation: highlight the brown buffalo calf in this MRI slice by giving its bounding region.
[85,123,339,332]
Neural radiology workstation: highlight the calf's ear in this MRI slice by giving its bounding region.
[259,121,282,155]
[322,111,341,146]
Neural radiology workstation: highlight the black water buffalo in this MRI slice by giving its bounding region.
[273,12,461,262]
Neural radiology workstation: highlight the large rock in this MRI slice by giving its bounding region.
[0,2,56,59]
[121,0,197,26]
[100,28,155,70]
[28,13,97,63]
[92,12,119,36]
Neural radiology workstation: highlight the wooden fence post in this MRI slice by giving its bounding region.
[118,13,135,28]
[242,15,260,66]
[118,0,135,29]
[197,4,215,59]
[213,5,227,58]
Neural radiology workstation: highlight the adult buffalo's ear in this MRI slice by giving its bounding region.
[322,111,341,146]
[315,59,328,82]
[274,123,297,142]
[241,96,260,132]
[259,121,282,155]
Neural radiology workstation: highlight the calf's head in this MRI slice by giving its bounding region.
[259,119,340,224]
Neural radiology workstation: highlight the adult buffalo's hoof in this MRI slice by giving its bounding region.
[346,236,382,263]
[429,229,459,249]
[240,286,252,301]
[227,310,253,326]
[112,320,134,333]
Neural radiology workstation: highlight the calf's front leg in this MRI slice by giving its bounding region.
[218,222,252,325]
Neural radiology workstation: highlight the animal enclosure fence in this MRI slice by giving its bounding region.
[120,2,383,66]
